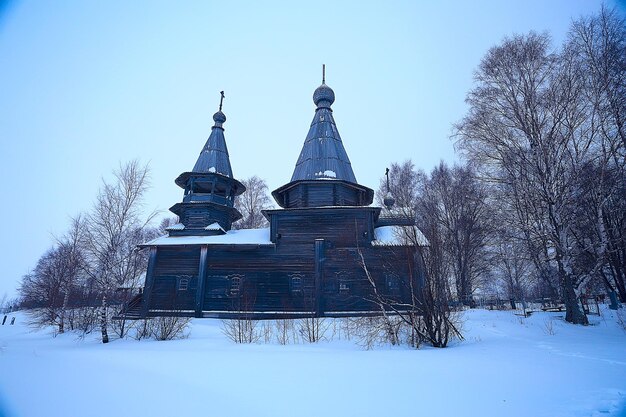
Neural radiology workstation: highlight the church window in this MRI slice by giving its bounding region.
[229,274,243,296]
[178,277,189,291]
[290,274,303,293]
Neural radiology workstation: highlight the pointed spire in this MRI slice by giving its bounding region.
[171,91,245,233]
[272,70,374,208]
[191,91,233,176]
[291,69,356,182]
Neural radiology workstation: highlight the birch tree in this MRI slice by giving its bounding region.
[81,160,156,341]
[456,32,601,324]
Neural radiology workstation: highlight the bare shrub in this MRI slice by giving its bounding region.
[133,319,152,340]
[298,316,329,343]
[73,307,100,336]
[221,318,260,344]
[275,319,298,345]
[111,316,142,339]
[261,321,273,343]
[149,316,191,341]
[543,318,556,336]
[337,318,354,341]
[349,316,403,349]
[616,309,626,333]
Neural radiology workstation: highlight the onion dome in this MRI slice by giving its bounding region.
[213,110,226,126]
[313,83,335,108]
[383,192,396,210]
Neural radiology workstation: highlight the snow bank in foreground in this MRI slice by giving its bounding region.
[0,308,625,417]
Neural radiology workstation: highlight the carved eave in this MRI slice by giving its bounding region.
[175,171,246,196]
[272,179,374,209]
[169,201,243,234]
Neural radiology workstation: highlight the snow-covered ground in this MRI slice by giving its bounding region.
[0,308,625,417]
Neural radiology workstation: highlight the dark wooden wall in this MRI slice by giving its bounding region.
[267,207,379,246]
[143,206,423,318]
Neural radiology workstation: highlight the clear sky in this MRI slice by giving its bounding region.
[1,0,623,300]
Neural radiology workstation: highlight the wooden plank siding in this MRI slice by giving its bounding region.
[267,207,378,247]
[142,206,424,318]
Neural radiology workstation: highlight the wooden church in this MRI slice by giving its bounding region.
[129,72,425,319]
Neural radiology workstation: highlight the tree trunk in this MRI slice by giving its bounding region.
[100,295,109,344]
[560,267,588,325]
[59,290,70,334]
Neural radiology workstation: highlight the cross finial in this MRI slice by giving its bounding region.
[322,64,326,84]
[385,167,390,192]
[383,167,395,210]
[219,91,225,111]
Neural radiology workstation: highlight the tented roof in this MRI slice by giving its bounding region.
[290,83,357,183]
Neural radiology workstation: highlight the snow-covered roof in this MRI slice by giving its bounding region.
[204,222,225,232]
[372,225,429,247]
[165,223,185,231]
[143,228,273,247]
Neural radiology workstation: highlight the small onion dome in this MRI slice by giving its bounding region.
[383,192,395,210]
[313,83,335,108]
[213,110,226,124]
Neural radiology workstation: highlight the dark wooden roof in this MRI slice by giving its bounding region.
[290,83,357,183]
[191,110,233,178]
[168,100,244,232]
[174,171,245,196]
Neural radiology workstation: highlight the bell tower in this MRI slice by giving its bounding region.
[169,92,245,235]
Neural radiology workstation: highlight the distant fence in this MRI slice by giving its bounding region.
[473,295,602,315]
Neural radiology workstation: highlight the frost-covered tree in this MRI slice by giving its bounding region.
[81,160,156,341]
[454,16,626,323]
[567,7,626,306]
[19,220,85,334]
[420,163,493,305]
[378,161,492,305]
[232,175,273,229]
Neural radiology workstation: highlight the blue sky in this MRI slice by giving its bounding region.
[0,0,623,299]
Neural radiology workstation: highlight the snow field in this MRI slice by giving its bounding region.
[0,308,625,417]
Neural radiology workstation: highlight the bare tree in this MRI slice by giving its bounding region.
[491,235,533,306]
[379,161,492,306]
[569,6,626,149]
[232,175,273,229]
[567,7,626,306]
[356,224,462,348]
[19,248,66,332]
[355,162,473,348]
[455,31,600,324]
[450,9,625,322]
[19,217,86,334]
[81,160,156,341]
[421,163,493,306]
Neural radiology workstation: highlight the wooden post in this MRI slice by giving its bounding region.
[314,239,325,317]
[141,247,158,317]
[195,245,208,318]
